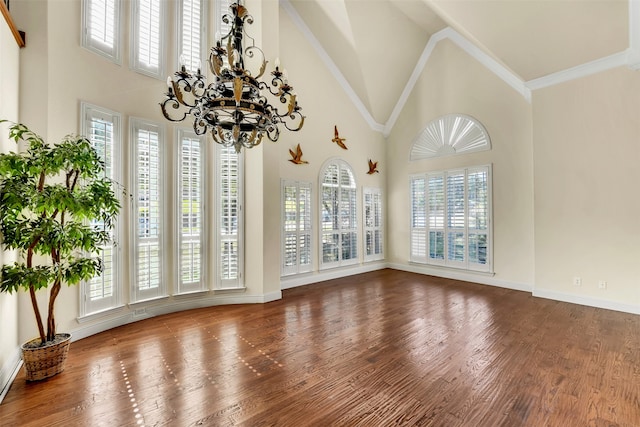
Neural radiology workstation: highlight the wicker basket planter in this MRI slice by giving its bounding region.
[21,333,72,381]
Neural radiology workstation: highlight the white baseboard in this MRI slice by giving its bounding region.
[0,347,22,404]
[280,261,388,290]
[387,262,533,293]
[533,288,640,315]
[71,292,283,342]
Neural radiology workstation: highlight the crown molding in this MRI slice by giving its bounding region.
[384,27,530,137]
[525,51,628,90]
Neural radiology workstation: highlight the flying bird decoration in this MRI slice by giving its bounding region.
[367,159,379,174]
[332,125,347,150]
[288,143,308,164]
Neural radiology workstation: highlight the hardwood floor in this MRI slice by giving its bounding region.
[1,269,638,426]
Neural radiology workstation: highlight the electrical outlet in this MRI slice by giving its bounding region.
[573,277,582,286]
[598,281,607,289]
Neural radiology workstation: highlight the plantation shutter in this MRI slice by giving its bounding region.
[320,161,358,269]
[132,0,164,78]
[178,0,205,73]
[178,131,205,293]
[468,168,489,267]
[446,171,466,266]
[410,166,492,272]
[81,103,122,315]
[410,176,426,263]
[82,0,121,62]
[132,119,165,301]
[282,180,312,276]
[364,188,383,262]
[217,145,243,288]
[428,174,445,263]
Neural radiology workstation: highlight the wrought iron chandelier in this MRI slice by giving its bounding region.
[160,1,305,153]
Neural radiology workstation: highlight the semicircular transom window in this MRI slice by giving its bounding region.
[410,114,491,161]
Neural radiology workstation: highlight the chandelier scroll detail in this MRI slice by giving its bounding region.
[160,1,305,153]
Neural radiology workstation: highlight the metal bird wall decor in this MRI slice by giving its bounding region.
[288,143,308,164]
[332,125,347,150]
[367,159,379,174]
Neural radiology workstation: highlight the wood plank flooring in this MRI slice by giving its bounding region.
[1,269,639,426]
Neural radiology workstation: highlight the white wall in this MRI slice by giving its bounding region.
[0,5,21,400]
[386,39,535,290]
[532,66,640,311]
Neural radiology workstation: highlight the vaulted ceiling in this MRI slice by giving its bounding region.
[284,0,632,128]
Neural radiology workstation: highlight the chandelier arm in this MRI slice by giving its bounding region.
[160,97,189,122]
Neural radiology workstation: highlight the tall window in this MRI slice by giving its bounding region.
[131,0,165,78]
[410,165,492,272]
[80,103,122,315]
[320,160,358,269]
[177,130,206,293]
[363,187,383,262]
[82,0,121,63]
[216,145,243,288]
[177,0,207,73]
[131,118,166,301]
[282,180,312,276]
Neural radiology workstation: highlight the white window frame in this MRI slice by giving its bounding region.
[215,145,244,289]
[176,129,207,294]
[215,0,232,37]
[410,165,492,273]
[81,0,122,64]
[319,159,359,270]
[363,187,384,262]
[79,102,123,316]
[130,118,167,302]
[281,180,313,277]
[177,0,207,73]
[131,0,166,79]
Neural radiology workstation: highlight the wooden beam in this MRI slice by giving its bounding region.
[0,1,25,48]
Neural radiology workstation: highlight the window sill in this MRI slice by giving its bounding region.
[77,304,127,324]
[214,287,247,295]
[408,261,495,277]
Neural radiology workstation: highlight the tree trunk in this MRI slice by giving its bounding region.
[26,246,46,344]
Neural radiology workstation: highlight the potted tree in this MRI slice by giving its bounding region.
[0,121,121,381]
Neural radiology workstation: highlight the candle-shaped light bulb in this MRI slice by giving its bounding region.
[283,69,289,83]
[274,57,280,69]
[167,76,172,87]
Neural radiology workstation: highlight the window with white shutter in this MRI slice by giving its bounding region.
[363,187,383,262]
[131,0,165,79]
[82,0,121,63]
[282,180,313,276]
[177,130,206,293]
[216,145,243,288]
[320,160,358,269]
[131,118,166,301]
[178,0,206,73]
[80,102,122,315]
[410,166,492,272]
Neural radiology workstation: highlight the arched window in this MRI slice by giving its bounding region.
[320,160,358,269]
[410,114,490,161]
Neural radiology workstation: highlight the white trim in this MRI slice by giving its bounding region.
[526,51,629,90]
[0,347,22,404]
[129,117,168,302]
[69,292,283,342]
[279,0,384,133]
[533,288,640,316]
[281,261,387,290]
[81,0,123,64]
[388,263,531,293]
[175,128,208,294]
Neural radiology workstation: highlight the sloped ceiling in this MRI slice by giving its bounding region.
[285,0,631,127]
